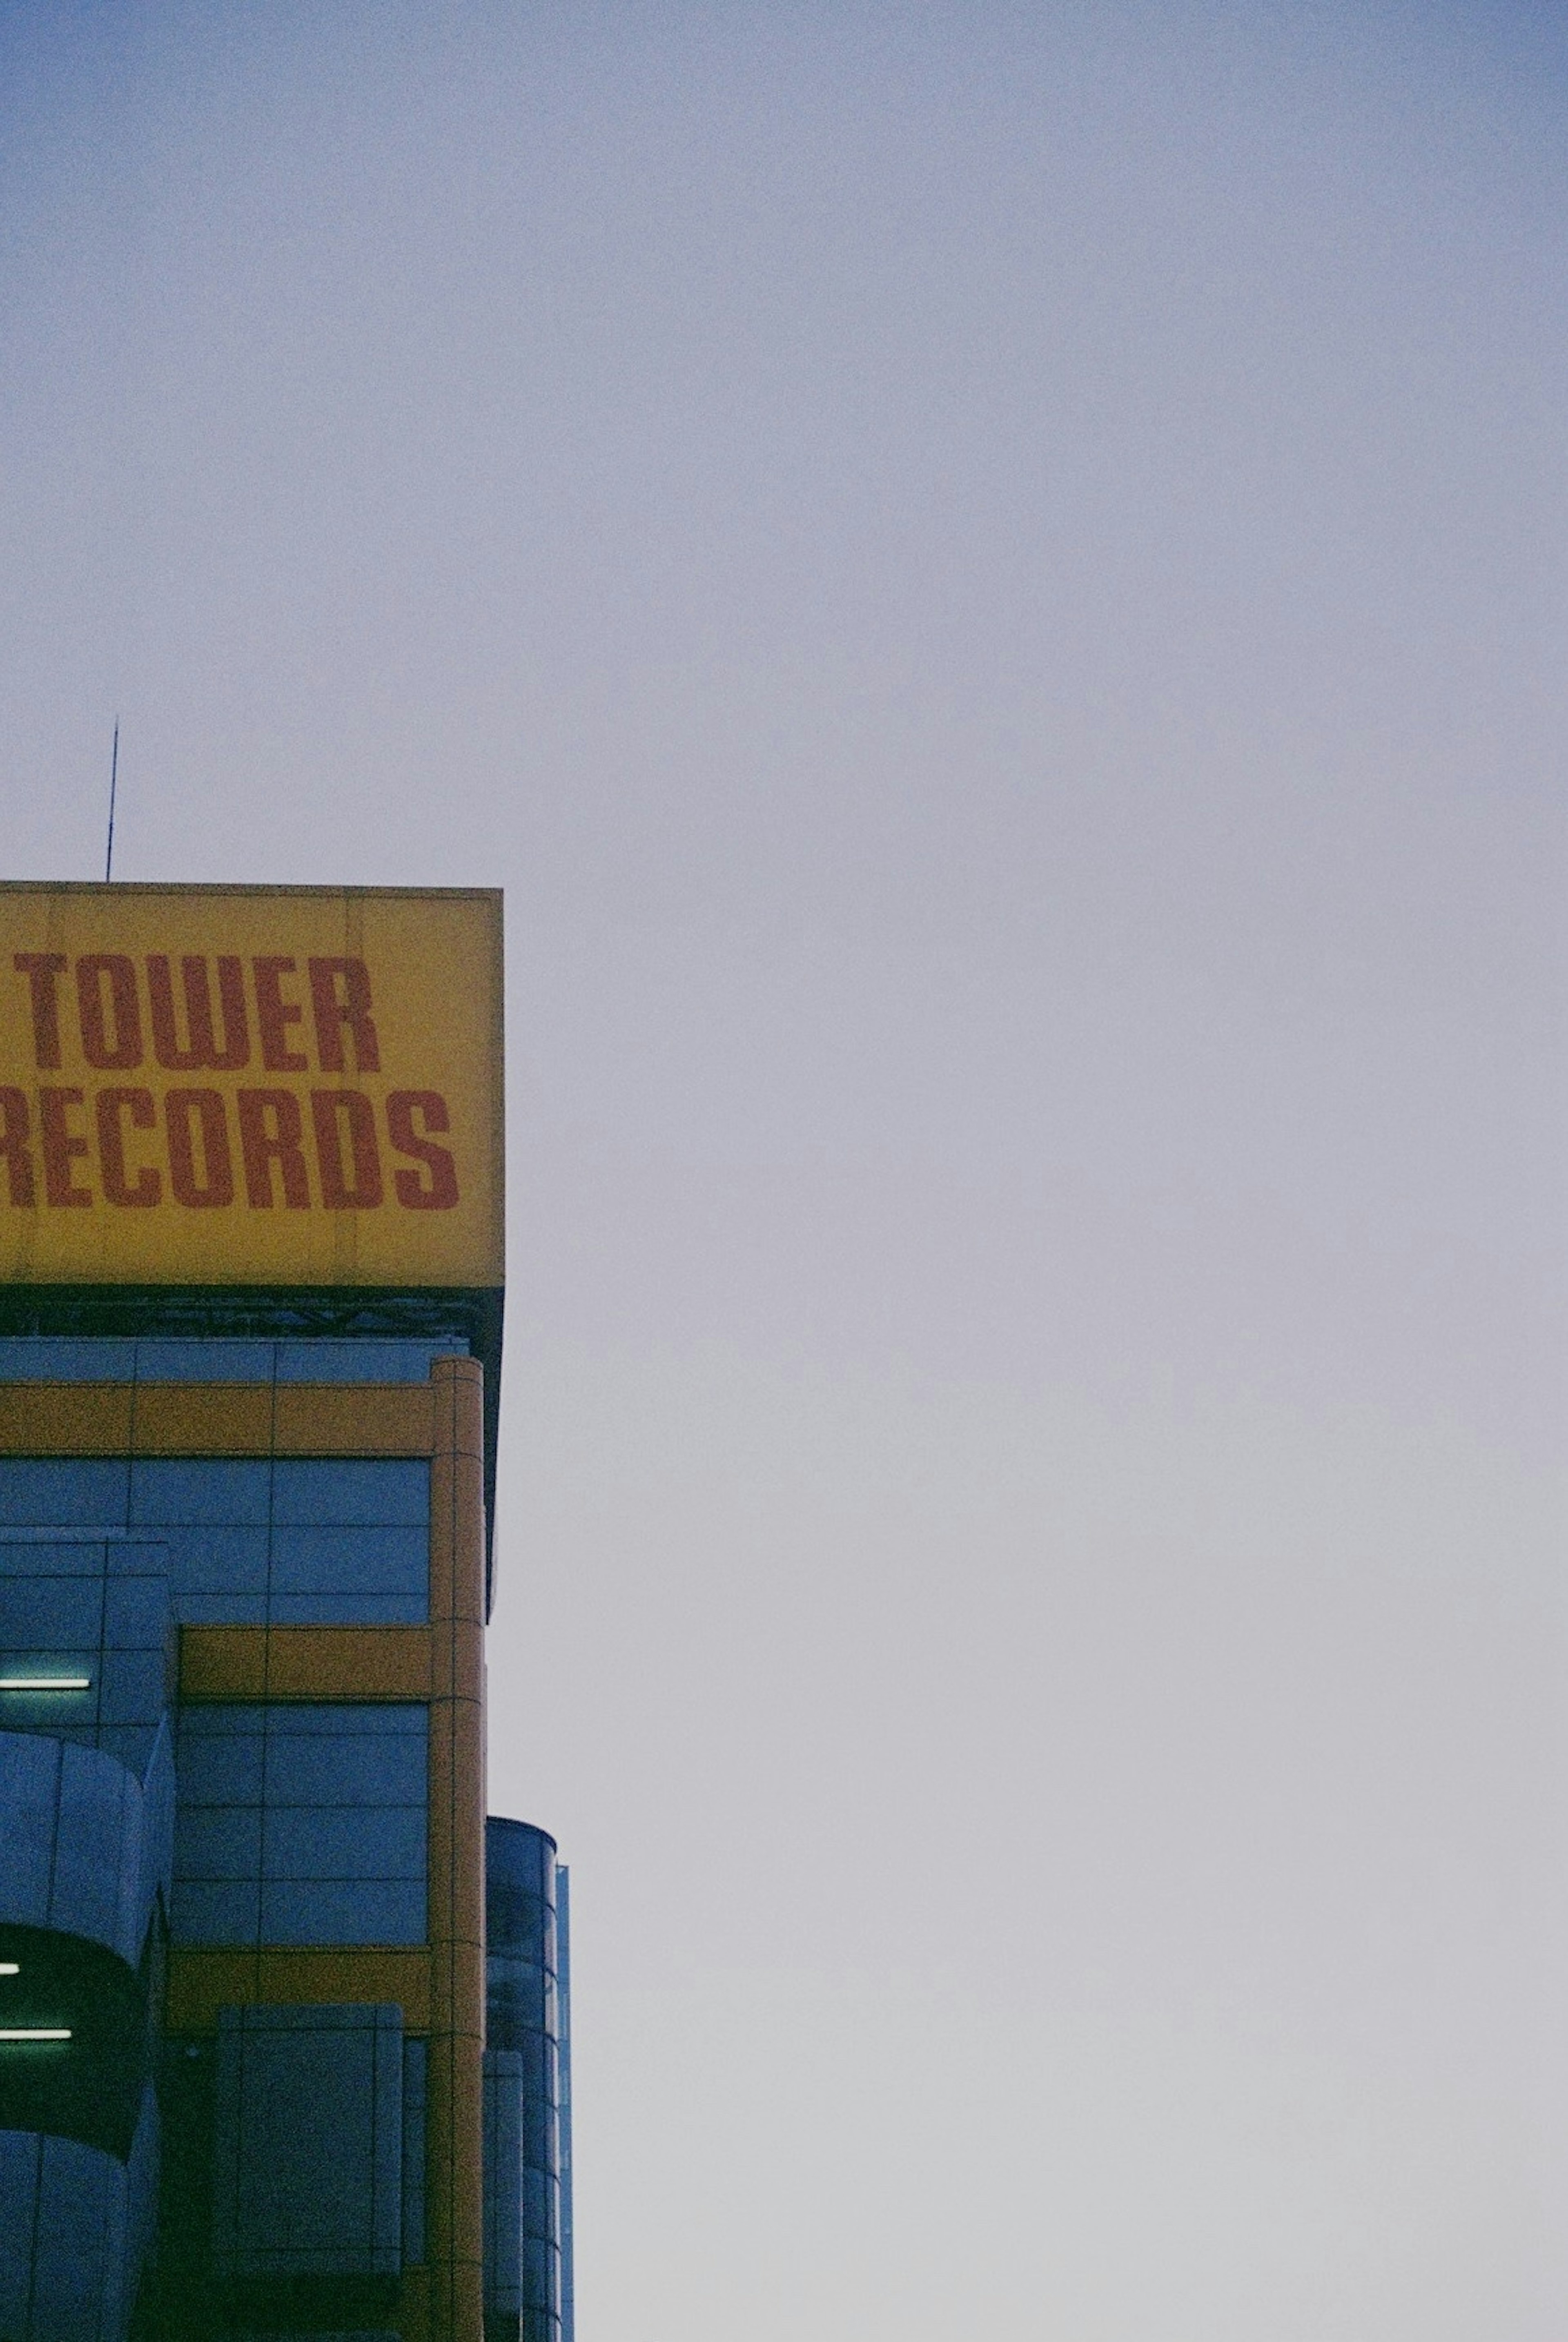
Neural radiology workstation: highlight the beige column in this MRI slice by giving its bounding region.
[425,1354,487,2342]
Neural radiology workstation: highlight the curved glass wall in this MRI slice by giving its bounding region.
[483,1818,564,2342]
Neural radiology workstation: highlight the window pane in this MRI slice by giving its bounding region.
[98,1651,168,1725]
[130,1461,271,1526]
[104,1578,168,1649]
[175,1807,264,1880]
[274,1339,466,1383]
[131,1340,275,1382]
[176,1730,265,1804]
[263,1734,426,1808]
[268,1525,427,1597]
[0,1339,137,1381]
[270,1461,430,1526]
[178,1701,269,1734]
[265,1592,426,1625]
[263,1806,425,1881]
[174,1593,268,1625]
[0,1576,103,1644]
[0,1538,116,1576]
[260,1878,425,1945]
[171,1879,261,1944]
[402,2036,428,2266]
[0,1461,129,1526]
[161,1526,271,1603]
[262,1702,425,1735]
[0,1679,97,1730]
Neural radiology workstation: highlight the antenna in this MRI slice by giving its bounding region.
[105,721,119,882]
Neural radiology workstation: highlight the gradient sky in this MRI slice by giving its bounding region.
[2,4,1566,2335]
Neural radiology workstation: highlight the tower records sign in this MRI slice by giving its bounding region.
[0,885,503,1291]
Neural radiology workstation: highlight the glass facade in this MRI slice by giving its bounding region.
[0,1335,467,1383]
[0,1531,172,1772]
[0,1454,431,1627]
[0,1331,499,2336]
[173,1703,428,1946]
[557,1862,575,2342]
[484,1818,567,2342]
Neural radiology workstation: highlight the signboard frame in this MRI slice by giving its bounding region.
[0,882,504,1295]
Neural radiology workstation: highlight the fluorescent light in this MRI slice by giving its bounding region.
[0,1678,90,1691]
[0,2029,70,2043]
[0,1964,18,1977]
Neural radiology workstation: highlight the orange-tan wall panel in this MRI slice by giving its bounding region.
[179,1624,432,1702]
[0,1379,434,1457]
[166,1947,432,2034]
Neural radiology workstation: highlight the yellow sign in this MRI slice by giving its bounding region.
[0,885,502,1290]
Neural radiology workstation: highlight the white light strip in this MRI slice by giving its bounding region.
[0,1678,90,1692]
[0,2030,70,2043]
[0,1964,18,1977]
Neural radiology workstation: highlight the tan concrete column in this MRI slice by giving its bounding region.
[425,1354,487,2342]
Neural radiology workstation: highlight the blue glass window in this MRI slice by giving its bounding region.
[176,1807,264,1880]
[403,2037,428,2266]
[176,1727,264,1805]
[0,1533,171,1770]
[172,1702,428,1948]
[130,1461,272,1525]
[270,1460,429,1524]
[263,1806,424,1879]
[0,1575,102,1645]
[0,1457,429,1626]
[131,1341,277,1382]
[269,1462,430,1623]
[274,1340,466,1383]
[263,1730,426,1807]
[175,1881,263,1942]
[258,1879,426,1943]
[0,1338,138,1381]
[268,1527,426,1595]
[0,1460,129,1527]
[0,1335,468,1384]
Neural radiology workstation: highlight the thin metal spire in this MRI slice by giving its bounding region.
[105,720,118,882]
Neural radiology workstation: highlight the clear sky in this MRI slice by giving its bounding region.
[2,4,1565,2334]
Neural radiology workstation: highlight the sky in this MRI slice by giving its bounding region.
[2,2,1566,2335]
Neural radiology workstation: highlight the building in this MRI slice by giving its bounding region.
[0,884,570,2342]
[483,1822,570,2342]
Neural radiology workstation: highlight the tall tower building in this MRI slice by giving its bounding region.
[0,885,569,2342]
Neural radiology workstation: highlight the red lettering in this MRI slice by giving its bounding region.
[253,958,307,1071]
[39,1088,91,1206]
[166,1089,234,1208]
[0,1089,36,1206]
[13,955,67,1070]
[308,958,380,1074]
[386,1090,459,1210]
[238,1090,310,1208]
[147,955,250,1070]
[96,1088,160,1207]
[311,1091,383,1209]
[77,955,143,1070]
